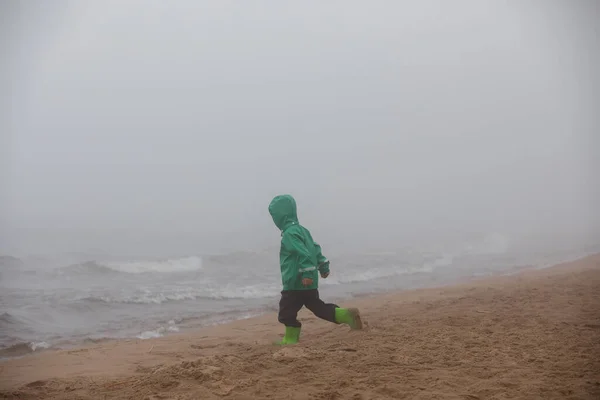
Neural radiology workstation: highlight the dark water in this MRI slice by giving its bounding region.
[1,233,598,359]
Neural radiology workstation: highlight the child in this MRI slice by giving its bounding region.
[268,194,362,345]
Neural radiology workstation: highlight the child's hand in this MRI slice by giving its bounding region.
[320,271,329,279]
[302,278,313,287]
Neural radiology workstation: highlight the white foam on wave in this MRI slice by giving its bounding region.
[321,263,437,286]
[30,341,50,351]
[202,283,280,300]
[137,320,181,339]
[89,291,199,304]
[104,256,202,274]
[87,282,281,304]
[137,329,164,339]
[167,320,179,332]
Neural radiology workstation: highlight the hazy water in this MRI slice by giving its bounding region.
[1,233,598,359]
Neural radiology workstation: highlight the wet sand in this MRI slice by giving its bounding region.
[1,255,599,399]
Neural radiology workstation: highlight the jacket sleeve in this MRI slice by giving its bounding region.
[315,242,330,274]
[281,230,315,280]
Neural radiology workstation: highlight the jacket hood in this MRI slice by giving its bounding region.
[268,195,298,231]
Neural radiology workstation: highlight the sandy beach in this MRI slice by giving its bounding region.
[1,255,599,400]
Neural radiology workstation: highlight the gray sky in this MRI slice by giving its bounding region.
[1,1,599,256]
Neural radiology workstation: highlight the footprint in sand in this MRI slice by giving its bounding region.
[272,347,311,360]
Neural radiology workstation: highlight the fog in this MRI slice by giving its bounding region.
[1,1,599,257]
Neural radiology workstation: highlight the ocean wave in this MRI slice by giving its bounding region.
[84,291,199,305]
[322,261,445,286]
[0,312,35,334]
[207,249,276,263]
[202,284,280,300]
[104,256,203,274]
[137,320,180,340]
[0,312,20,325]
[59,256,203,275]
[59,261,120,275]
[81,284,280,304]
[0,341,50,358]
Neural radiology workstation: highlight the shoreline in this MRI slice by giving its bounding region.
[3,250,595,361]
[1,254,599,399]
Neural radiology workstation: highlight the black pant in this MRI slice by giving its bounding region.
[278,289,338,328]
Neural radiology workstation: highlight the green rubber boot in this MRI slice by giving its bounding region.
[275,326,301,345]
[335,308,363,330]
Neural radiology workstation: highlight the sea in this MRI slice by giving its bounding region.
[1,232,599,359]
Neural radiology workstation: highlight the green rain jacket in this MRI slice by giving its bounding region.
[268,195,330,291]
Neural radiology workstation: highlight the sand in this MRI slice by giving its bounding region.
[1,255,599,400]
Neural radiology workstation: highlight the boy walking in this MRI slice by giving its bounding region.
[268,194,362,345]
